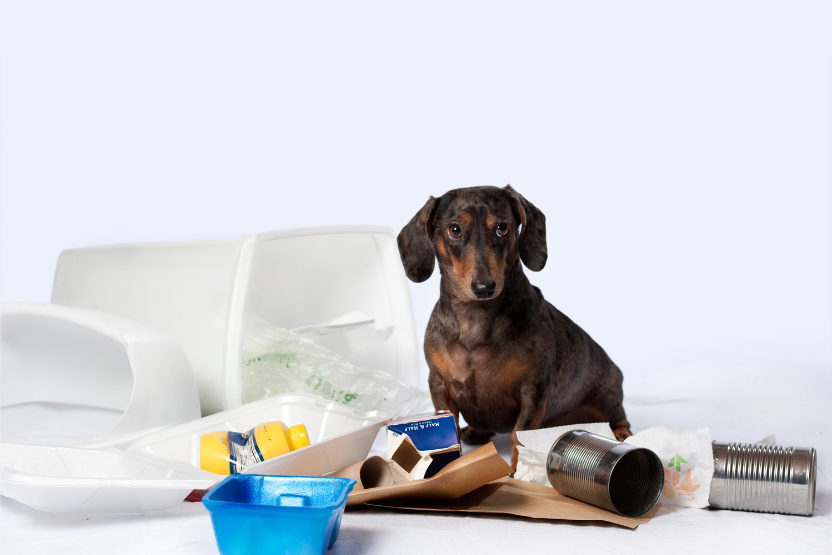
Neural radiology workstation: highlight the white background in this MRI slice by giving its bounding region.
[1,2,831,553]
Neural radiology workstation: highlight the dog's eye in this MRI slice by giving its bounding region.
[496,223,508,237]
[448,224,462,239]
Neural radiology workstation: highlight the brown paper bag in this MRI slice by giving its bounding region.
[344,442,512,507]
[368,477,659,529]
[336,442,658,529]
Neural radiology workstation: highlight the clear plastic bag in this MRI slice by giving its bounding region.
[241,312,430,415]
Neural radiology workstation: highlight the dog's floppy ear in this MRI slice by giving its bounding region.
[505,185,547,271]
[397,196,438,282]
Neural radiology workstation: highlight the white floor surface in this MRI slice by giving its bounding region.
[2,360,830,555]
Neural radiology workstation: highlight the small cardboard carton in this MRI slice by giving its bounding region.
[387,411,460,480]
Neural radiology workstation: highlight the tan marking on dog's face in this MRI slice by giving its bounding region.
[439,225,510,302]
[430,189,522,302]
[437,213,498,303]
[486,250,506,298]
[449,250,477,300]
[434,221,478,302]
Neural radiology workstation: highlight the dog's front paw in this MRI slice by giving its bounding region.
[459,426,495,445]
[613,426,632,442]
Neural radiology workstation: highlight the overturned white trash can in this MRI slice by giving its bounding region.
[51,226,421,415]
[0,302,201,448]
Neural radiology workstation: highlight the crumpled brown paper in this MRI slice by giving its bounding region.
[332,442,658,529]
[370,477,659,529]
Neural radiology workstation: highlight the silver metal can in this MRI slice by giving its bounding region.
[546,430,664,517]
[710,441,817,516]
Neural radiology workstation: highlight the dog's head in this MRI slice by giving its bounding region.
[397,185,547,302]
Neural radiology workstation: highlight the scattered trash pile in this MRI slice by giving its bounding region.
[0,227,818,555]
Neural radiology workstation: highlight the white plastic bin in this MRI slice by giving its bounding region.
[51,226,420,415]
[0,303,201,448]
[128,393,394,478]
[0,443,217,513]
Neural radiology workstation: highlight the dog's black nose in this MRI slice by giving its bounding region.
[471,280,497,299]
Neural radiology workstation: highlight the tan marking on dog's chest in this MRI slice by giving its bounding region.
[497,357,532,388]
[430,340,532,391]
[462,347,531,388]
[426,344,472,383]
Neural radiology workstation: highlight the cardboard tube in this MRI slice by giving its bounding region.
[330,456,394,491]
[346,443,512,507]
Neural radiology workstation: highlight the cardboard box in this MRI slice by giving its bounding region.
[387,411,460,479]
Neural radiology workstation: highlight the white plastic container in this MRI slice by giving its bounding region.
[0,302,201,448]
[0,443,217,513]
[128,393,394,478]
[51,226,420,415]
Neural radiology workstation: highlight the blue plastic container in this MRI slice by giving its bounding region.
[202,475,356,555]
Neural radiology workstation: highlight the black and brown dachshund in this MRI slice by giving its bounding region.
[397,185,631,470]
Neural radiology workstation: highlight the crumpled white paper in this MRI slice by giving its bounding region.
[625,425,713,508]
[515,423,615,486]
[515,423,715,508]
[756,433,776,445]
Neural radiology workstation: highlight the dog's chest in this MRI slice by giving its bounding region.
[427,340,529,392]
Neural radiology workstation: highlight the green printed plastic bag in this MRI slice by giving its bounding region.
[242,312,429,415]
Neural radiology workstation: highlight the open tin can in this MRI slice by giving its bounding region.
[546,430,664,517]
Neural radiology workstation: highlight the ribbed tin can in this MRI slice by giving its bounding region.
[710,441,816,516]
[546,430,664,517]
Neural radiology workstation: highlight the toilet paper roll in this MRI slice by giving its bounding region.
[329,456,395,491]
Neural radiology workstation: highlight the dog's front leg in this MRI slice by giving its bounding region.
[510,388,546,473]
[428,369,460,435]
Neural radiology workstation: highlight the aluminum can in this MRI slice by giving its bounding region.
[546,430,664,517]
[710,441,816,516]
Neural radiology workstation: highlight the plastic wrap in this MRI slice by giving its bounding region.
[242,313,429,415]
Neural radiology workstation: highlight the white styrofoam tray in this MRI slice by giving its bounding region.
[0,443,217,513]
[128,393,395,478]
[0,303,201,449]
[51,226,420,415]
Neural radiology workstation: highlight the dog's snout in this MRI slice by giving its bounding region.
[471,279,497,299]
